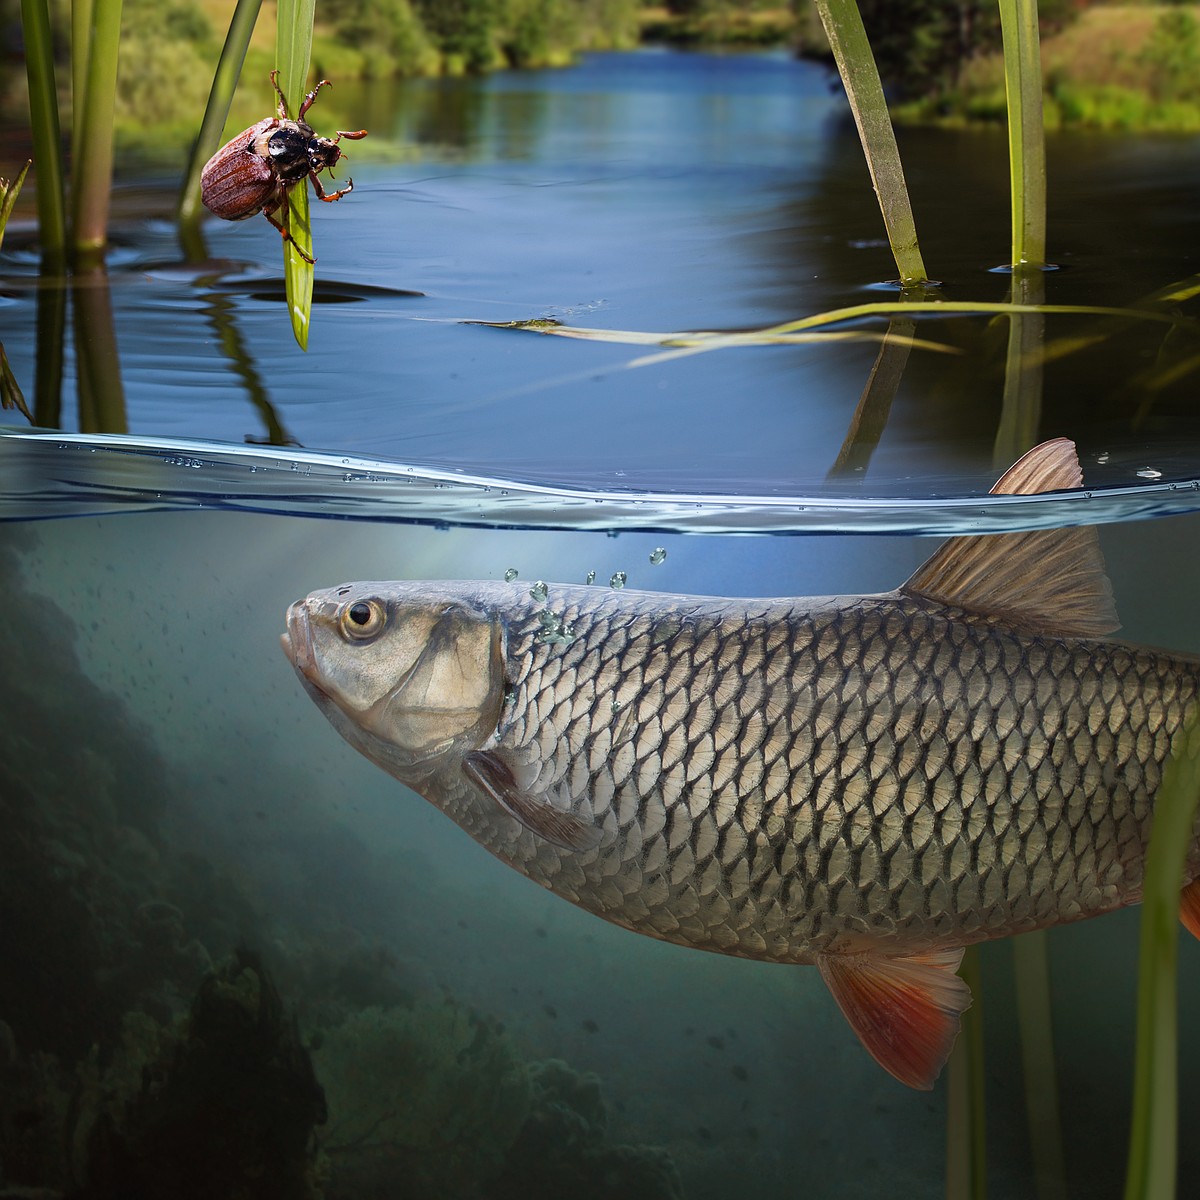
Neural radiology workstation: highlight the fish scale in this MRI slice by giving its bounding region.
[282,439,1200,1087]
[456,585,1198,961]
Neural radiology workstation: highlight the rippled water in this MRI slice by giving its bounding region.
[5,51,1200,494]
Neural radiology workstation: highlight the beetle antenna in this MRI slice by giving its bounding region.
[270,69,289,119]
[333,129,369,144]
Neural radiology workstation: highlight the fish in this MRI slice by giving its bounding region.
[280,439,1200,1089]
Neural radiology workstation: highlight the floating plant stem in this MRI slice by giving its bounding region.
[476,300,1195,371]
[71,0,123,260]
[1123,704,1200,1200]
[998,0,1047,268]
[813,0,928,286]
[178,0,264,238]
[19,0,66,264]
[276,0,316,349]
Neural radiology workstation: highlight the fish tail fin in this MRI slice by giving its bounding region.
[1180,878,1200,941]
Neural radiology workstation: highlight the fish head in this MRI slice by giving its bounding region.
[281,582,506,781]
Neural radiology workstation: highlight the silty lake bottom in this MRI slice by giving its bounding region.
[5,43,1200,1200]
[3,502,1200,1199]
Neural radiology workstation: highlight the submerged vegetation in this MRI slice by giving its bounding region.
[0,530,683,1198]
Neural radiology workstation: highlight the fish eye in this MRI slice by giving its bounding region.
[338,598,386,640]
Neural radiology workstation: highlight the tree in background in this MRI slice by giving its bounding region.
[852,0,1082,101]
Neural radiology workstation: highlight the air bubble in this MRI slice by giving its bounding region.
[1137,467,1162,480]
[535,609,576,646]
[649,547,667,565]
[504,568,519,582]
[529,580,548,602]
[585,570,596,585]
[609,572,627,590]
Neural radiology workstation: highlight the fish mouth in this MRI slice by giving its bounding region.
[280,601,332,702]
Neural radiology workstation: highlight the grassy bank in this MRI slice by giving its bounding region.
[639,4,797,48]
[897,4,1200,131]
[0,0,643,153]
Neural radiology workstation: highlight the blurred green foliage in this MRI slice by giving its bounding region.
[0,0,642,135]
[1138,8,1200,103]
[116,0,215,127]
[851,0,1078,101]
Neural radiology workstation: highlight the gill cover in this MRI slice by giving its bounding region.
[284,585,506,777]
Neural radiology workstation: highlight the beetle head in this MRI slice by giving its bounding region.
[308,137,345,176]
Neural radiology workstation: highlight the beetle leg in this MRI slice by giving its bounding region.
[310,172,354,203]
[262,192,316,264]
[298,79,333,120]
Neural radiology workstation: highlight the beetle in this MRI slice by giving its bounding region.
[201,70,367,264]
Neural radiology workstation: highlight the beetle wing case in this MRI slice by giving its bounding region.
[201,118,283,221]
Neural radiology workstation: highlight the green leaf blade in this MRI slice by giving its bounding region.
[1123,704,1200,1200]
[277,0,316,350]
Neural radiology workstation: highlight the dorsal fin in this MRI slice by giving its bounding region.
[901,439,1119,637]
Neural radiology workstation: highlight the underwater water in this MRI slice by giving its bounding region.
[5,43,1200,1200]
[2,483,1200,1199]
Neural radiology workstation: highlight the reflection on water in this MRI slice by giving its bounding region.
[2,507,1200,1198]
[4,51,1200,492]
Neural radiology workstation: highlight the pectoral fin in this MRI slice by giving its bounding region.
[1180,878,1200,941]
[464,750,602,852]
[817,947,972,1090]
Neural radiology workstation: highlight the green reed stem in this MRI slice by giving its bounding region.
[946,945,987,1200]
[813,0,928,286]
[178,0,264,235]
[71,0,123,260]
[73,267,128,432]
[993,265,1045,469]
[828,314,916,479]
[0,160,31,254]
[1013,932,1067,1200]
[71,0,93,168]
[19,0,67,265]
[34,279,66,428]
[998,0,1047,267]
[1124,705,1200,1200]
[277,0,316,349]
